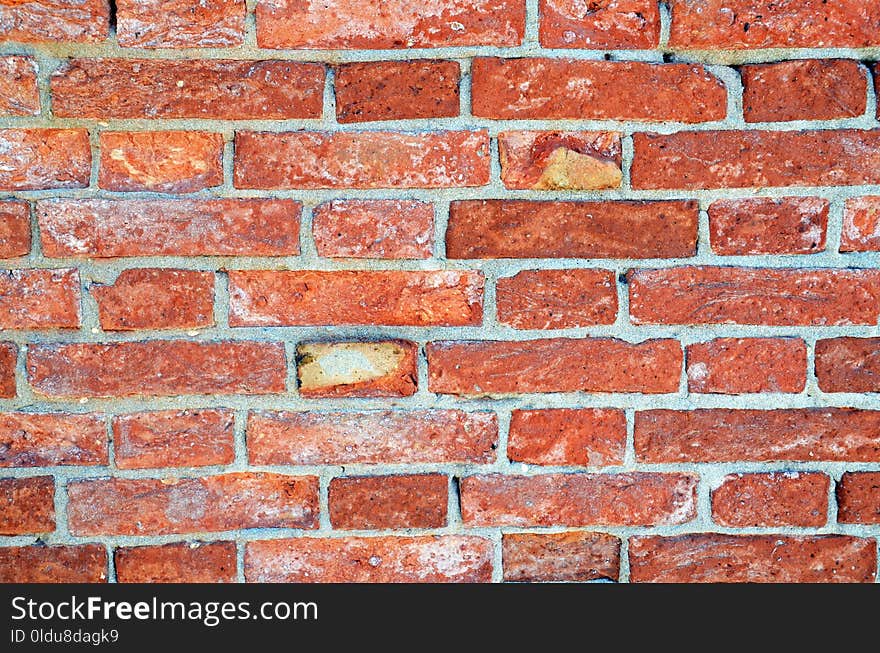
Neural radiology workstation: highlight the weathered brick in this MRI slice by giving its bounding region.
[0,545,107,583]
[0,55,39,116]
[502,532,620,582]
[709,197,829,255]
[712,472,829,527]
[632,130,880,189]
[247,410,498,465]
[245,536,493,583]
[841,197,880,252]
[52,59,324,119]
[635,408,880,463]
[742,60,868,123]
[472,58,726,122]
[508,408,626,466]
[630,535,876,583]
[815,338,880,393]
[92,269,214,331]
[0,343,15,398]
[115,542,236,583]
[113,409,235,469]
[686,338,807,394]
[428,338,682,395]
[328,474,448,529]
[0,412,107,467]
[461,473,697,526]
[0,200,30,259]
[0,0,109,43]
[837,472,880,524]
[28,341,286,397]
[255,0,525,49]
[116,0,245,48]
[539,0,660,49]
[312,200,433,260]
[0,129,90,190]
[447,200,698,259]
[335,60,460,123]
[496,269,618,329]
[0,269,80,330]
[234,131,489,189]
[229,270,482,327]
[99,131,223,193]
[0,476,54,535]
[669,0,880,49]
[296,341,418,398]
[37,199,301,258]
[499,131,622,190]
[68,473,318,535]
[629,267,880,326]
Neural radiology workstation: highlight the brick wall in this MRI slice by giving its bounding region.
[0,0,879,583]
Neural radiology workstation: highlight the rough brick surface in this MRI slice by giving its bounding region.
[0,0,109,43]
[507,408,626,466]
[711,473,829,527]
[842,197,880,252]
[0,412,107,467]
[0,545,107,583]
[502,532,620,582]
[0,269,80,330]
[0,343,15,398]
[539,0,659,49]
[0,476,55,535]
[630,535,877,583]
[815,338,880,393]
[686,338,807,394]
[837,473,880,524]
[245,536,493,583]
[68,473,319,535]
[115,542,236,583]
[297,341,418,398]
[0,200,30,259]
[116,0,245,48]
[709,197,829,255]
[0,55,39,116]
[0,129,90,190]
[329,474,448,529]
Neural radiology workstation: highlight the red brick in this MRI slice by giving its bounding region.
[0,412,107,467]
[709,197,828,255]
[496,269,617,329]
[0,268,80,330]
[0,0,109,43]
[742,60,868,123]
[669,0,880,49]
[499,131,622,190]
[816,338,880,393]
[447,200,698,259]
[841,197,880,252]
[630,535,876,583]
[296,341,417,398]
[508,408,626,466]
[255,0,525,49]
[116,0,245,48]
[635,408,880,463]
[52,59,323,120]
[245,536,493,583]
[92,269,214,331]
[712,473,829,527]
[461,473,697,527]
[99,131,223,193]
[234,131,489,189]
[247,410,498,465]
[539,0,659,49]
[837,472,880,524]
[0,343,14,398]
[428,338,682,395]
[335,60,460,123]
[28,341,286,398]
[328,474,447,529]
[115,542,236,583]
[632,129,880,189]
[37,199,300,258]
[113,409,235,469]
[313,200,433,260]
[472,58,726,122]
[629,267,880,326]
[0,200,30,259]
[0,129,90,190]
[68,473,318,535]
[0,545,107,583]
[0,55,39,116]
[0,476,54,535]
[229,270,482,327]
[687,338,807,394]
[502,532,620,582]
